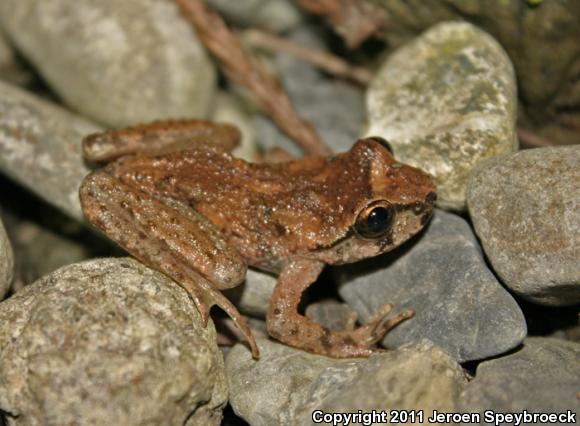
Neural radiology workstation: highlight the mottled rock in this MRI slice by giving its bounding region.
[256,26,365,156]
[224,268,276,318]
[207,0,302,33]
[458,337,580,416]
[468,146,580,306]
[226,339,466,426]
[365,22,517,210]
[0,258,227,426]
[0,81,98,221]
[211,92,258,163]
[373,0,580,147]
[0,217,13,299]
[336,210,527,362]
[0,0,216,127]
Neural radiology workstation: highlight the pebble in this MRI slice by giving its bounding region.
[335,210,527,362]
[458,337,580,416]
[211,92,258,162]
[0,258,227,425]
[0,80,99,221]
[224,268,276,318]
[365,22,517,210]
[0,0,216,127]
[255,26,366,156]
[0,217,13,299]
[207,0,302,33]
[468,146,580,306]
[226,339,466,426]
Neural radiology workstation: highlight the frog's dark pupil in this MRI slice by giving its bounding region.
[366,207,392,235]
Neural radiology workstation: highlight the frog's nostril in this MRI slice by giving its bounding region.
[426,192,437,204]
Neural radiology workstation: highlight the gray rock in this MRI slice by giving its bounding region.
[304,301,358,332]
[207,0,302,33]
[365,21,517,210]
[0,81,99,221]
[256,26,366,156]
[211,92,258,163]
[458,337,580,418]
[468,146,580,306]
[335,210,527,362]
[0,217,13,299]
[0,258,227,426]
[0,0,216,127]
[226,339,466,426]
[0,30,31,86]
[224,268,276,318]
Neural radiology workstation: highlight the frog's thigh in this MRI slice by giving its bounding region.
[83,119,241,161]
[80,171,260,357]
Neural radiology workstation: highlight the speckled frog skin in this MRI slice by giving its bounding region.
[80,120,436,358]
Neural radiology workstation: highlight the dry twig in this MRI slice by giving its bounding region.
[296,0,389,49]
[517,127,555,148]
[243,29,373,86]
[175,0,331,156]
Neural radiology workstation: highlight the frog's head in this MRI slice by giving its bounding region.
[315,137,437,264]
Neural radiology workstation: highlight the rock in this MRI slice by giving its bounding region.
[207,0,302,33]
[304,301,358,332]
[365,22,517,210]
[224,268,276,318]
[458,337,580,416]
[373,0,580,148]
[0,0,216,127]
[0,81,99,221]
[468,146,580,306]
[226,339,466,426]
[0,258,227,426]
[211,92,258,163]
[0,217,13,299]
[335,210,527,362]
[255,26,366,156]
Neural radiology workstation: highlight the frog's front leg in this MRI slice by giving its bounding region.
[267,259,414,358]
[79,170,260,358]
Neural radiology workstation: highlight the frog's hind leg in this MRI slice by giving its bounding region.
[79,170,259,358]
[267,259,413,358]
[83,119,241,162]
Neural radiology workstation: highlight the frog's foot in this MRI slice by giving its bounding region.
[267,259,414,358]
[350,303,415,347]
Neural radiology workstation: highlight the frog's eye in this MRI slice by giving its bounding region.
[365,136,393,154]
[354,200,394,239]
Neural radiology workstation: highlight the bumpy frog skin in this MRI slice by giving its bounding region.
[79,120,436,358]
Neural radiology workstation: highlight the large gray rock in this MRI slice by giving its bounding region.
[0,81,98,221]
[458,337,580,418]
[226,339,466,426]
[468,146,580,306]
[0,217,13,299]
[336,210,527,362]
[0,258,227,426]
[365,22,517,210]
[0,0,216,127]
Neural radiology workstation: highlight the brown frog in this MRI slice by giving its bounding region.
[79,120,436,358]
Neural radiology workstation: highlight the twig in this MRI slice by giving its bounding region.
[517,127,555,148]
[175,0,332,156]
[243,29,373,86]
[295,0,389,49]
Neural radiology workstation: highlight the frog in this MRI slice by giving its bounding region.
[79,119,436,359]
